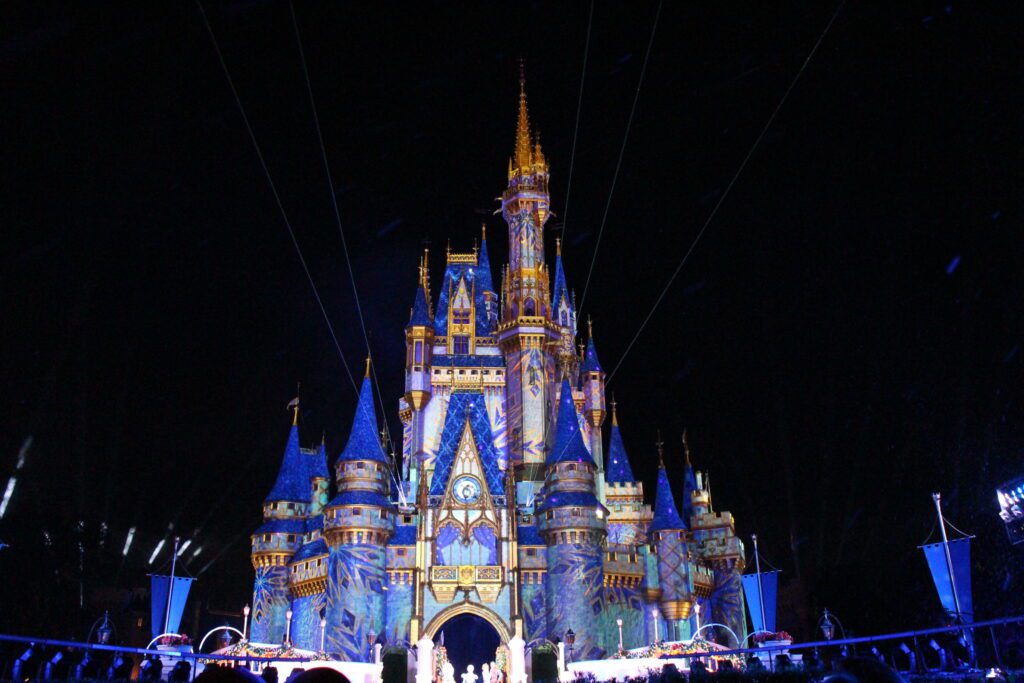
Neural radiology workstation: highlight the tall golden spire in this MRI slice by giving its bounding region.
[364,355,372,379]
[610,394,618,426]
[514,61,532,171]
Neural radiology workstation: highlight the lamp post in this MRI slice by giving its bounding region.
[616,619,624,653]
[97,611,113,645]
[652,608,660,644]
[285,609,293,647]
[694,603,701,634]
[242,605,250,641]
[565,629,576,664]
[367,631,378,663]
[320,617,327,652]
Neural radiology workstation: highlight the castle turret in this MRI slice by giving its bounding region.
[552,240,578,378]
[310,438,330,517]
[404,254,435,491]
[581,319,607,502]
[537,378,607,659]
[648,440,695,642]
[499,66,560,480]
[250,408,307,644]
[604,400,652,545]
[323,362,394,661]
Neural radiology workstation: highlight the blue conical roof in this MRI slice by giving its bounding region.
[552,253,571,313]
[582,336,602,373]
[606,423,635,483]
[477,235,495,294]
[265,420,309,503]
[312,440,329,479]
[337,375,387,463]
[408,285,432,327]
[649,465,687,532]
[547,378,590,465]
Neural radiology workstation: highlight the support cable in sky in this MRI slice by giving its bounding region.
[558,0,594,248]
[606,0,847,385]
[577,0,663,320]
[289,1,396,464]
[195,1,361,404]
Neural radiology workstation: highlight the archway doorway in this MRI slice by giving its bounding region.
[435,613,501,679]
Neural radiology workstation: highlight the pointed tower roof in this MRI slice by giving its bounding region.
[312,437,329,480]
[681,430,699,523]
[514,62,533,171]
[605,400,635,483]
[546,378,590,465]
[337,362,387,464]
[552,239,572,313]
[582,318,602,373]
[649,439,687,532]
[476,224,495,295]
[409,285,432,327]
[264,409,309,504]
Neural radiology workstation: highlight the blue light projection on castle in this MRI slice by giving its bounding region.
[249,71,746,661]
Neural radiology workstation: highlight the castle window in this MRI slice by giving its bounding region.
[403,515,413,524]
[525,548,536,557]
[453,309,470,325]
[287,502,295,510]
[263,534,270,543]
[572,508,581,517]
[560,310,568,326]
[357,462,365,469]
[524,298,536,316]
[397,548,407,556]
[414,341,423,364]
[380,509,388,519]
[453,335,470,354]
[353,508,362,516]
[607,552,615,561]
[629,554,637,563]
[545,511,553,520]
[286,534,295,544]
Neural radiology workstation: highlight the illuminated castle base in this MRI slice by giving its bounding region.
[248,71,746,664]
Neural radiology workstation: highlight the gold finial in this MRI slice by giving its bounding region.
[364,355,372,378]
[556,237,561,257]
[682,429,691,466]
[514,60,533,171]
[656,430,665,467]
[292,382,301,425]
[587,315,593,340]
[578,341,585,359]
[481,222,487,241]
[610,394,618,426]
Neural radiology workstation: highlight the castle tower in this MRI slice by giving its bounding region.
[604,401,652,545]
[403,254,435,493]
[551,240,578,379]
[537,378,607,659]
[648,441,695,642]
[323,362,395,661]
[250,408,308,644]
[499,67,560,481]
[581,320,607,502]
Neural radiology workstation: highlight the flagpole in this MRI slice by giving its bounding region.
[752,534,767,633]
[931,494,964,626]
[164,536,180,634]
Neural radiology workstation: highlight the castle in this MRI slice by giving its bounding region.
[249,73,746,662]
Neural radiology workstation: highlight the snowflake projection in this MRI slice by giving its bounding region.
[602,586,644,649]
[710,559,746,645]
[326,545,386,661]
[547,545,605,660]
[657,535,690,600]
[523,581,548,644]
[487,397,508,470]
[526,349,543,398]
[251,566,289,643]
[292,592,327,651]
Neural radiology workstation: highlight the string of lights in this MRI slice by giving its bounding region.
[558,0,594,248]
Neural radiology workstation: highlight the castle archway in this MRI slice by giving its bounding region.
[425,604,509,678]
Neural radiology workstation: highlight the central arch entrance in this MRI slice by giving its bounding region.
[425,604,510,680]
[436,613,500,678]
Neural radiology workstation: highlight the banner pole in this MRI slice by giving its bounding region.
[931,494,963,626]
[752,534,767,633]
[164,537,181,635]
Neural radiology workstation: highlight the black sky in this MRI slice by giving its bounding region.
[1,1,1022,639]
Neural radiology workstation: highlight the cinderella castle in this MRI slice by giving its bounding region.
[248,72,746,664]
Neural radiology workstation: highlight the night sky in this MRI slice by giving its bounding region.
[2,1,1022,640]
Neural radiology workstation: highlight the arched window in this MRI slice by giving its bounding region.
[524,298,536,316]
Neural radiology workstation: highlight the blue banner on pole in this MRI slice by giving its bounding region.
[741,570,779,633]
[151,575,194,637]
[921,537,973,623]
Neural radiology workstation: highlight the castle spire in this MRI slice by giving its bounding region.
[547,378,590,465]
[610,394,618,425]
[649,439,687,532]
[681,430,699,523]
[264,413,308,504]
[514,61,532,171]
[605,397,635,484]
[337,373,386,463]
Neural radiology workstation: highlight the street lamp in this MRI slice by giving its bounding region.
[242,605,251,641]
[820,609,835,642]
[694,603,702,633]
[285,609,293,646]
[565,629,576,664]
[97,611,114,644]
[616,619,624,653]
[320,617,327,652]
[651,608,660,644]
[367,630,378,663]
